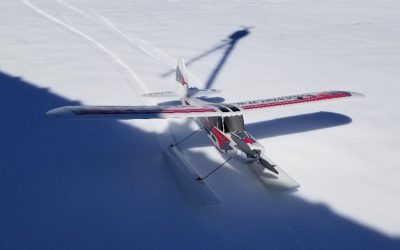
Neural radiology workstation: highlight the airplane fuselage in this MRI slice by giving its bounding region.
[184,96,265,163]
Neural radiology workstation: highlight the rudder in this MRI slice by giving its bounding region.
[176,56,189,99]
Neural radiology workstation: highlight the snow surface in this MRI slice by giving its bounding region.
[1,0,400,249]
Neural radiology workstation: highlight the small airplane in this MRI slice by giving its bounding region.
[48,57,363,183]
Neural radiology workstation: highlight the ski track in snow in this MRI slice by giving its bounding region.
[25,0,199,123]
[52,0,202,83]
[55,0,91,19]
[22,0,150,101]
[55,0,171,68]
[50,0,203,85]
[93,12,203,85]
[54,0,202,84]
[94,13,167,65]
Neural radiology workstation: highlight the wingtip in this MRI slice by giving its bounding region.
[350,92,365,98]
[46,108,59,116]
[46,107,73,118]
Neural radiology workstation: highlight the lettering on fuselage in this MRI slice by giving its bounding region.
[197,117,232,151]
[235,94,313,106]
[235,91,350,107]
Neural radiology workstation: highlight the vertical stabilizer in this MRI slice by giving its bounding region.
[176,56,189,99]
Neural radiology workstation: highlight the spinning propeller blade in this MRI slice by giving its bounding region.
[231,135,279,175]
[258,157,279,175]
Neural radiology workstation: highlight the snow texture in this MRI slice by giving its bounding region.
[1,0,400,249]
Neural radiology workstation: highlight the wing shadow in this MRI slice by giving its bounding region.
[246,111,352,139]
[180,111,352,149]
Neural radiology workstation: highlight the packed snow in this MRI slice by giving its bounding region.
[1,0,400,249]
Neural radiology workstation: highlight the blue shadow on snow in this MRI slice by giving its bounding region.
[1,71,399,249]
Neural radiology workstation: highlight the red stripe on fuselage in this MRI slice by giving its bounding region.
[243,138,255,144]
[198,118,230,148]
[159,108,216,114]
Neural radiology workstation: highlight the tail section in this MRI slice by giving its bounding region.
[143,56,221,102]
[176,56,189,99]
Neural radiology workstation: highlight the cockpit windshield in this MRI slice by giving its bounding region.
[232,131,248,139]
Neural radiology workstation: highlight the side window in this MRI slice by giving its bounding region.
[209,117,218,127]
[217,117,223,130]
[224,115,245,132]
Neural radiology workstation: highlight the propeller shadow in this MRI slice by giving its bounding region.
[161,27,251,90]
[204,27,251,89]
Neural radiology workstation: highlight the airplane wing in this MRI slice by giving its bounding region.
[225,91,363,115]
[46,105,223,119]
[47,91,363,119]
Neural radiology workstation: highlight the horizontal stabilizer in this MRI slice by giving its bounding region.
[189,88,222,97]
[142,89,221,98]
[142,91,180,98]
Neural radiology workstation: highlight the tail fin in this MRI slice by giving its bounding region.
[176,57,189,99]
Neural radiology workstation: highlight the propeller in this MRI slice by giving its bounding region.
[258,156,279,175]
[231,135,279,175]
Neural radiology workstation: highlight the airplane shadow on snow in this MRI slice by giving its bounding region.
[1,71,399,249]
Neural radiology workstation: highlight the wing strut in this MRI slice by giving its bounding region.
[170,128,202,147]
[196,157,231,181]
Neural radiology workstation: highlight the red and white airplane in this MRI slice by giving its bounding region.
[48,57,363,180]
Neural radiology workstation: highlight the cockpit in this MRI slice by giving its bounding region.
[209,115,245,133]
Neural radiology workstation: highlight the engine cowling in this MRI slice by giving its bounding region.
[228,132,265,162]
